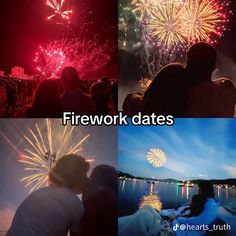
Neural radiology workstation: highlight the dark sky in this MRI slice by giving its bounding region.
[0,119,117,231]
[0,0,117,74]
[216,1,236,80]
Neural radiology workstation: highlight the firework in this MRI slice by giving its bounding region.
[35,37,116,78]
[182,0,230,44]
[146,148,166,168]
[131,0,158,19]
[34,45,66,76]
[19,119,92,193]
[47,0,73,23]
[148,0,230,51]
[125,0,231,55]
[148,0,187,51]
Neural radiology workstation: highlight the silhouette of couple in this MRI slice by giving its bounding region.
[7,155,117,236]
[118,181,224,236]
[123,42,236,118]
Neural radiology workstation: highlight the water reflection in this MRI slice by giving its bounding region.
[187,185,189,199]
[217,186,220,198]
[175,184,179,200]
[119,179,236,217]
[181,184,186,198]
[121,180,126,192]
[139,182,162,211]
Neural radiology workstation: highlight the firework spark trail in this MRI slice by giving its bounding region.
[0,131,22,156]
[34,46,66,76]
[146,148,167,168]
[182,0,230,44]
[19,119,91,193]
[148,0,187,50]
[35,38,116,77]
[131,0,158,19]
[47,0,72,22]
[126,0,231,57]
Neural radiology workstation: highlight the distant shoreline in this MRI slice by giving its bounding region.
[118,171,236,186]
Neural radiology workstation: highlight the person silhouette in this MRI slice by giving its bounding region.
[143,63,187,117]
[82,165,117,236]
[185,42,225,117]
[28,79,62,118]
[7,155,90,236]
[60,67,94,115]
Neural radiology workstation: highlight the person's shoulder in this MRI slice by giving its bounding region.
[19,187,49,205]
[43,187,82,207]
[29,186,53,196]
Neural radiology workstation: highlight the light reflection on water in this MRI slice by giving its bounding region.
[119,179,236,217]
[139,183,162,211]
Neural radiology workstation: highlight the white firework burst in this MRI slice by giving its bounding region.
[146,148,166,167]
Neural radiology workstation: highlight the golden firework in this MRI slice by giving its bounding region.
[19,119,91,193]
[146,148,166,167]
[131,0,157,19]
[148,0,187,49]
[182,0,227,43]
[145,0,230,51]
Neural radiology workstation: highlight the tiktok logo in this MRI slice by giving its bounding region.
[173,224,179,231]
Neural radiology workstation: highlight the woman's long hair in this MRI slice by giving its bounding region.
[89,165,118,192]
[143,63,187,117]
[31,79,61,118]
[183,194,206,217]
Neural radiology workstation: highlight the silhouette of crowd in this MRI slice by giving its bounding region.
[0,78,35,117]
[123,42,236,118]
[0,67,118,118]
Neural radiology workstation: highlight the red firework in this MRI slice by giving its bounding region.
[47,0,73,23]
[34,45,66,77]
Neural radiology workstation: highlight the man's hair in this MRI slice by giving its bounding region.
[49,154,90,189]
[186,42,217,81]
[61,66,79,90]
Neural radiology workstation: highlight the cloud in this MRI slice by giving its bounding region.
[223,165,236,178]
[0,208,14,232]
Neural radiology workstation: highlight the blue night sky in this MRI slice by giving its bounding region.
[119,119,236,181]
[0,119,117,231]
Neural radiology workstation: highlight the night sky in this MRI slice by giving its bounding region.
[118,1,236,87]
[0,119,117,232]
[216,1,236,83]
[0,0,117,74]
[119,119,236,180]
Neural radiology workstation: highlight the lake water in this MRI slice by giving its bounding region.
[119,179,236,216]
